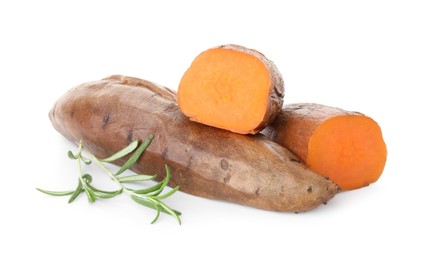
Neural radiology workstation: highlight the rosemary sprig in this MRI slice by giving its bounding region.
[37,135,181,224]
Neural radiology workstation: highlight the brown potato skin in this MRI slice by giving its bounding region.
[49,76,339,212]
[262,103,362,161]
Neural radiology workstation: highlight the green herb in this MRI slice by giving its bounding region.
[37,135,181,224]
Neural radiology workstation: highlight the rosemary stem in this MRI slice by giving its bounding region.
[89,153,134,196]
[77,141,84,177]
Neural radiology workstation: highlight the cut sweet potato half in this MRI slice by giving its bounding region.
[263,103,387,190]
[178,44,284,134]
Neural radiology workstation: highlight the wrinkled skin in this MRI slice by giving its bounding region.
[49,75,339,212]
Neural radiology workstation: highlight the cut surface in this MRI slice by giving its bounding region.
[307,115,387,190]
[178,47,276,134]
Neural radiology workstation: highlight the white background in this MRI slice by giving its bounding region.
[1,0,434,259]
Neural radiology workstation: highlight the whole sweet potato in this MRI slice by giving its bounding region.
[49,75,339,212]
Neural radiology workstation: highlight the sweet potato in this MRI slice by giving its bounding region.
[262,103,387,190]
[178,44,284,134]
[49,76,339,212]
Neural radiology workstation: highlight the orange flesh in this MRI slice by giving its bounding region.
[306,115,387,190]
[178,48,271,134]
